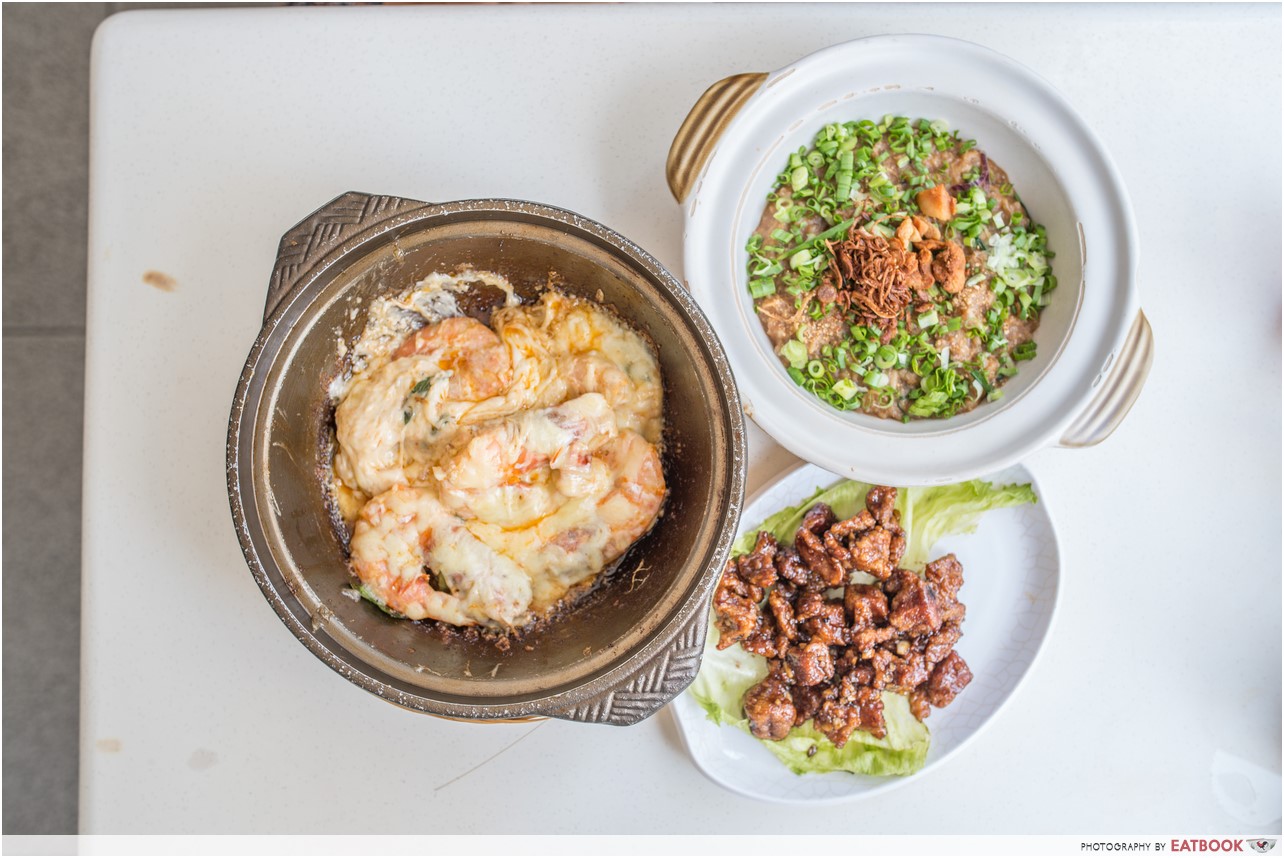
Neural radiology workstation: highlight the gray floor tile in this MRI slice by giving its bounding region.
[2,2,108,330]
[2,335,87,835]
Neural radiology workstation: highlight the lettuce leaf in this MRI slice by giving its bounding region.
[693,476,1036,777]
[690,619,929,776]
[898,480,1038,570]
[729,479,874,556]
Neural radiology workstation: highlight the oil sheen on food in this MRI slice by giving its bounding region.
[747,116,1057,420]
[328,270,666,630]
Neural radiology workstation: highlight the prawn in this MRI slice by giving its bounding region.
[560,353,662,443]
[434,393,618,527]
[392,315,512,401]
[594,429,667,562]
[334,316,514,497]
[349,485,532,628]
[469,428,666,610]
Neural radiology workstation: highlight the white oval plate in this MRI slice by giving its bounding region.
[670,461,1060,804]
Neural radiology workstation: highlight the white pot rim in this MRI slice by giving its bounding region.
[681,34,1144,485]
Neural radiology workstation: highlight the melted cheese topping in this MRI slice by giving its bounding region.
[331,273,665,628]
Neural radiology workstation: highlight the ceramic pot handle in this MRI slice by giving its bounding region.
[666,72,767,205]
[1059,310,1154,447]
[552,608,710,726]
[264,191,433,322]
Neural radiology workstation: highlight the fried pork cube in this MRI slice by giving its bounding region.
[888,572,943,636]
[712,562,762,650]
[802,614,848,647]
[924,553,964,600]
[743,670,796,741]
[881,650,930,694]
[794,590,827,620]
[889,532,907,568]
[844,583,890,629]
[824,508,877,571]
[851,624,898,654]
[865,485,898,527]
[767,587,798,641]
[718,558,764,602]
[740,610,785,658]
[799,502,838,536]
[796,528,846,587]
[851,526,894,579]
[823,528,854,572]
[787,640,835,687]
[739,532,780,588]
[923,621,962,668]
[790,683,825,726]
[842,508,877,533]
[908,689,931,721]
[814,685,886,745]
[925,651,973,708]
[793,590,844,641]
[924,553,967,624]
[776,544,829,591]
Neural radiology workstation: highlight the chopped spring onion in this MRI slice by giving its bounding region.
[832,378,860,400]
[747,114,1052,422]
[874,345,898,369]
[781,339,808,369]
[790,166,809,192]
[789,249,816,270]
[785,217,855,255]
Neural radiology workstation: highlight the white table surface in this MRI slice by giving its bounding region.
[82,3,1281,835]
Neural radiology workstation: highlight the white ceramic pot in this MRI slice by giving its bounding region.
[668,35,1152,485]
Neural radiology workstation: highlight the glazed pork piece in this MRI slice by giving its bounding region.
[712,485,972,748]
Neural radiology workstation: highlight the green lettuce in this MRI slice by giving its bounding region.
[898,480,1038,571]
[690,620,930,776]
[693,476,1036,777]
[729,479,874,557]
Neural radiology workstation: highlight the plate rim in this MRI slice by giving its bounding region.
[670,460,1063,804]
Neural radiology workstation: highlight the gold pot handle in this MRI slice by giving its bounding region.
[1059,310,1154,447]
[666,72,767,205]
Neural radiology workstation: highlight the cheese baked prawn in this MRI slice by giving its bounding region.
[334,315,512,498]
[329,270,667,631]
[465,428,666,612]
[349,485,532,627]
[434,393,618,526]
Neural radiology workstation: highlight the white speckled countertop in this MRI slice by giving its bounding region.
[83,3,1280,834]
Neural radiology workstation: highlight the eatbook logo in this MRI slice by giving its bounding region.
[1247,841,1276,854]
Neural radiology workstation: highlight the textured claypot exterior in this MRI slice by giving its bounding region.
[227,193,746,725]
